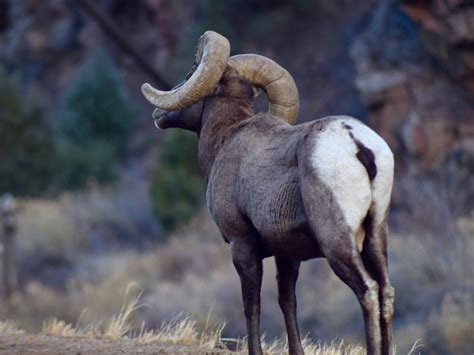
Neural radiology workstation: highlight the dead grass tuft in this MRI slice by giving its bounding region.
[42,318,78,337]
[0,320,25,335]
[232,336,366,355]
[299,339,365,355]
[38,283,224,351]
[102,283,142,339]
[136,314,224,350]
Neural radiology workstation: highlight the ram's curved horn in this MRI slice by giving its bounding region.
[141,31,230,110]
[228,54,299,124]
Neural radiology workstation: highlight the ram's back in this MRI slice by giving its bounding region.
[207,114,393,259]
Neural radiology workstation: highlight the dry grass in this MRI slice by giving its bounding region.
[38,283,224,351]
[17,178,159,262]
[0,320,25,335]
[7,191,474,354]
[234,337,366,355]
[40,283,143,340]
[296,339,365,355]
[66,177,160,248]
[34,282,373,354]
[390,221,473,353]
[102,284,143,339]
[135,313,224,350]
[8,209,472,353]
[423,289,474,354]
[42,318,78,337]
[17,197,80,258]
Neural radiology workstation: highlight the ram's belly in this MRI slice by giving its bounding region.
[249,182,322,260]
[259,223,322,260]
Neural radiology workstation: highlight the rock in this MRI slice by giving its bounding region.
[0,0,9,32]
[351,0,474,220]
[351,0,474,173]
[354,70,407,107]
[400,0,474,95]
[442,142,474,216]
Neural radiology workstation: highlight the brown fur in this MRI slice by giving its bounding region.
[154,70,394,355]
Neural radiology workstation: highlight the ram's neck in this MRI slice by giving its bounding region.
[197,97,253,181]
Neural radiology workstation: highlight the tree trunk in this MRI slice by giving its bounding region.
[1,226,17,300]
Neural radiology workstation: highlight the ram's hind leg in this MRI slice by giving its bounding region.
[300,176,381,354]
[322,232,382,355]
[361,154,395,355]
[361,215,394,355]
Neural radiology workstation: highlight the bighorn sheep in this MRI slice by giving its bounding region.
[142,31,395,355]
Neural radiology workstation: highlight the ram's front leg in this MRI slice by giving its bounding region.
[275,257,304,355]
[231,240,263,355]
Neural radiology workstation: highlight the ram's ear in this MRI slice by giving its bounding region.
[222,65,239,80]
[252,85,261,99]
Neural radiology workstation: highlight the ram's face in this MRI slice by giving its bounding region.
[153,100,204,131]
[151,71,255,132]
[141,30,299,131]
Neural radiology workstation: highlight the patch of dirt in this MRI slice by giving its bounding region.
[0,334,230,354]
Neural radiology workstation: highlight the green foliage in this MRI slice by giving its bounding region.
[55,139,116,188]
[181,0,241,54]
[150,130,205,231]
[56,50,137,189]
[202,0,238,41]
[0,71,55,196]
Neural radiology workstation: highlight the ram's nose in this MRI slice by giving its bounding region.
[153,108,167,129]
[152,108,165,120]
[154,109,180,129]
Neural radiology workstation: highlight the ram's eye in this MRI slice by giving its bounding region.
[252,86,261,98]
[213,85,222,95]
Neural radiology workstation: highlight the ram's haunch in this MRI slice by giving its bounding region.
[142,31,395,355]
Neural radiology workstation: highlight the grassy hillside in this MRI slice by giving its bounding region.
[0,292,370,355]
[2,200,472,353]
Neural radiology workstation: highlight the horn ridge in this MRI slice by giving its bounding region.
[228,54,299,124]
[141,31,230,111]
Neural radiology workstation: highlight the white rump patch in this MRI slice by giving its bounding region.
[312,117,394,238]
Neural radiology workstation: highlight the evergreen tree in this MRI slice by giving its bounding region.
[57,49,137,189]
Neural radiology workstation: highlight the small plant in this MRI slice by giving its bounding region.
[150,130,205,231]
[0,320,25,335]
[102,285,142,339]
[42,318,77,337]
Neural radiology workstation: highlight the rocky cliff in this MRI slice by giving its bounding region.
[352,0,474,220]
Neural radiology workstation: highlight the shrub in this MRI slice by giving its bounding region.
[55,139,117,188]
[56,49,137,189]
[0,71,55,196]
[150,130,205,231]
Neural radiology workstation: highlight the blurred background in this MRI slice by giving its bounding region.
[0,0,473,353]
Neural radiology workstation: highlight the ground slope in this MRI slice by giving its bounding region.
[0,334,224,354]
